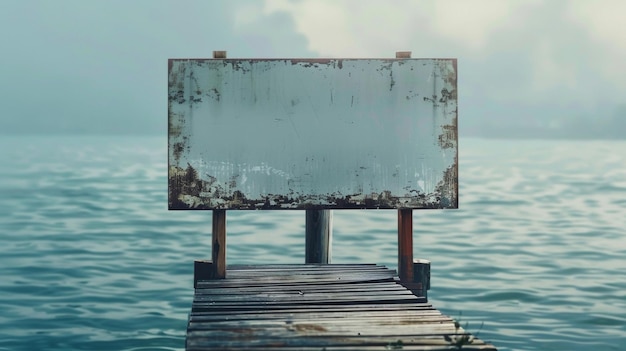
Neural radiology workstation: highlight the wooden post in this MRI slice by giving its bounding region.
[209,50,228,279]
[412,259,431,300]
[194,209,226,284]
[397,209,413,282]
[305,210,332,264]
[194,260,215,288]
[395,50,414,283]
[212,209,226,279]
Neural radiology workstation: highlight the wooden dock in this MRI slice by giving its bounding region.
[186,264,496,350]
[170,53,496,350]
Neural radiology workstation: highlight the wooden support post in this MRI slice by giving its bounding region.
[194,209,226,285]
[395,50,414,283]
[412,259,431,300]
[212,209,226,279]
[194,260,215,288]
[397,209,413,282]
[202,49,228,281]
[305,210,332,264]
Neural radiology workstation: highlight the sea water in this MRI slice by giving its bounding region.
[0,135,624,351]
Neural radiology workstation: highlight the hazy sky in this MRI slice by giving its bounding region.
[1,0,625,136]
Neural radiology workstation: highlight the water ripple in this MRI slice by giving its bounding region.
[0,136,625,351]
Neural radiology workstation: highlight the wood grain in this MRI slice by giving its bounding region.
[186,264,496,350]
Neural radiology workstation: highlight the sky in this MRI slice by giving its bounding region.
[1,0,625,137]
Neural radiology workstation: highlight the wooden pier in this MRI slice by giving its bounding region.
[168,51,497,350]
[187,264,496,350]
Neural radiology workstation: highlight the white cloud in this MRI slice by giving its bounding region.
[567,0,626,48]
[429,0,540,51]
[566,1,626,93]
[262,0,626,109]
[263,0,379,56]
[263,0,540,55]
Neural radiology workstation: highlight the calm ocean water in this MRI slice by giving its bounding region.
[0,135,624,351]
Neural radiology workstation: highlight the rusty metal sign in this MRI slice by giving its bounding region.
[168,58,457,210]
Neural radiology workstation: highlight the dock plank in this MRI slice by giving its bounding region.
[186,264,496,350]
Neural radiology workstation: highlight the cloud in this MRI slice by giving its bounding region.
[0,0,313,135]
[233,2,315,57]
[1,0,624,137]
[565,1,626,95]
[263,0,543,55]
[263,0,626,118]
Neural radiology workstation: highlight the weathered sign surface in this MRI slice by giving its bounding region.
[168,58,457,210]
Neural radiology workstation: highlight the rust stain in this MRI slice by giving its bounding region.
[168,116,182,138]
[438,88,456,104]
[448,58,458,86]
[229,60,251,73]
[168,163,455,210]
[168,167,449,210]
[168,60,186,91]
[289,58,337,66]
[438,122,457,149]
[170,89,185,104]
[433,164,458,209]
[172,142,184,162]
[435,58,457,88]
[167,59,173,78]
[168,58,459,211]
[169,164,204,209]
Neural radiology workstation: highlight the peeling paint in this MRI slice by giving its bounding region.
[169,163,452,210]
[434,164,458,209]
[168,58,458,210]
[438,121,457,149]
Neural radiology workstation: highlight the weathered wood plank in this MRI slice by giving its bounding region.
[188,345,494,351]
[194,289,417,301]
[186,265,496,351]
[195,278,398,289]
[194,283,408,295]
[191,303,433,313]
[187,332,494,350]
[189,311,445,323]
[190,305,437,318]
[228,263,382,268]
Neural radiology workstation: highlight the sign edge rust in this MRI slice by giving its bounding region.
[167,58,458,210]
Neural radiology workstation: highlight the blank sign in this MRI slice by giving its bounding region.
[168,58,457,210]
